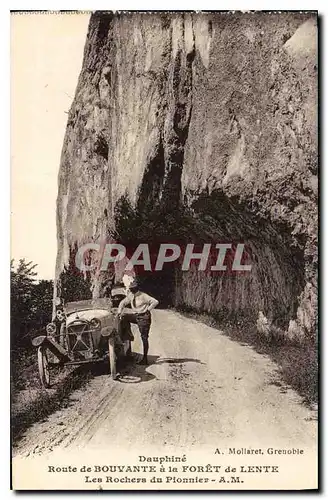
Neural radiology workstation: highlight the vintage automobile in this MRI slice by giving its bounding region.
[32,287,133,388]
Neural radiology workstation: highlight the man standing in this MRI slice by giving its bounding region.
[117,280,159,365]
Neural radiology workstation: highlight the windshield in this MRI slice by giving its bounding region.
[65,298,112,314]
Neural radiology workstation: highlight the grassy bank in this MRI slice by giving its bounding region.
[11,346,94,445]
[176,307,318,409]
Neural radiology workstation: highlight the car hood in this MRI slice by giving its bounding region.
[66,309,110,325]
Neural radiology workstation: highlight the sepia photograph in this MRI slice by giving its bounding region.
[10,9,318,491]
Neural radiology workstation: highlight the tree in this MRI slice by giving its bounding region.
[31,279,54,329]
[11,259,37,340]
[11,259,54,345]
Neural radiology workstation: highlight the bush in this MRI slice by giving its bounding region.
[11,259,53,347]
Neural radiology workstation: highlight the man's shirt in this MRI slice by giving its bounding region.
[118,291,158,315]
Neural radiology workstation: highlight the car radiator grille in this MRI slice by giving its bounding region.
[66,322,93,353]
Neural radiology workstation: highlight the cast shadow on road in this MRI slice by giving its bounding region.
[117,354,159,383]
[117,355,204,384]
[155,357,204,365]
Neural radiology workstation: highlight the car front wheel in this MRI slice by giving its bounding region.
[38,346,51,388]
[108,337,118,379]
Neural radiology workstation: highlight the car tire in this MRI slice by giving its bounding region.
[108,337,117,379]
[38,346,51,388]
[59,322,66,349]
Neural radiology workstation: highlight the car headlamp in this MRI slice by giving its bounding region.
[90,318,101,330]
[46,322,57,335]
[56,310,66,322]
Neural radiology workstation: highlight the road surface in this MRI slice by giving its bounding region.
[13,309,317,458]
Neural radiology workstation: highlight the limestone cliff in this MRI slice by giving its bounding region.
[56,11,317,342]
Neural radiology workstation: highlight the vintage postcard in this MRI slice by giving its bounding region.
[11,10,318,491]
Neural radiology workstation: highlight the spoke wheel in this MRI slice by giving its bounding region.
[38,346,51,388]
[59,322,67,349]
[108,337,117,379]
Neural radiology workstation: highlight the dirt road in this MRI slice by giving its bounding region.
[13,309,317,459]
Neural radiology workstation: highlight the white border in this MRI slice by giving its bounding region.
[3,2,325,499]
[6,1,321,12]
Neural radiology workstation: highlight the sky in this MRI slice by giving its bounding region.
[11,12,90,279]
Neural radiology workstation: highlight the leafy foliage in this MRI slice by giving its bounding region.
[11,259,53,345]
[57,247,92,303]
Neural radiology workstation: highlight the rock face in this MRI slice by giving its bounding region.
[56,11,317,341]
